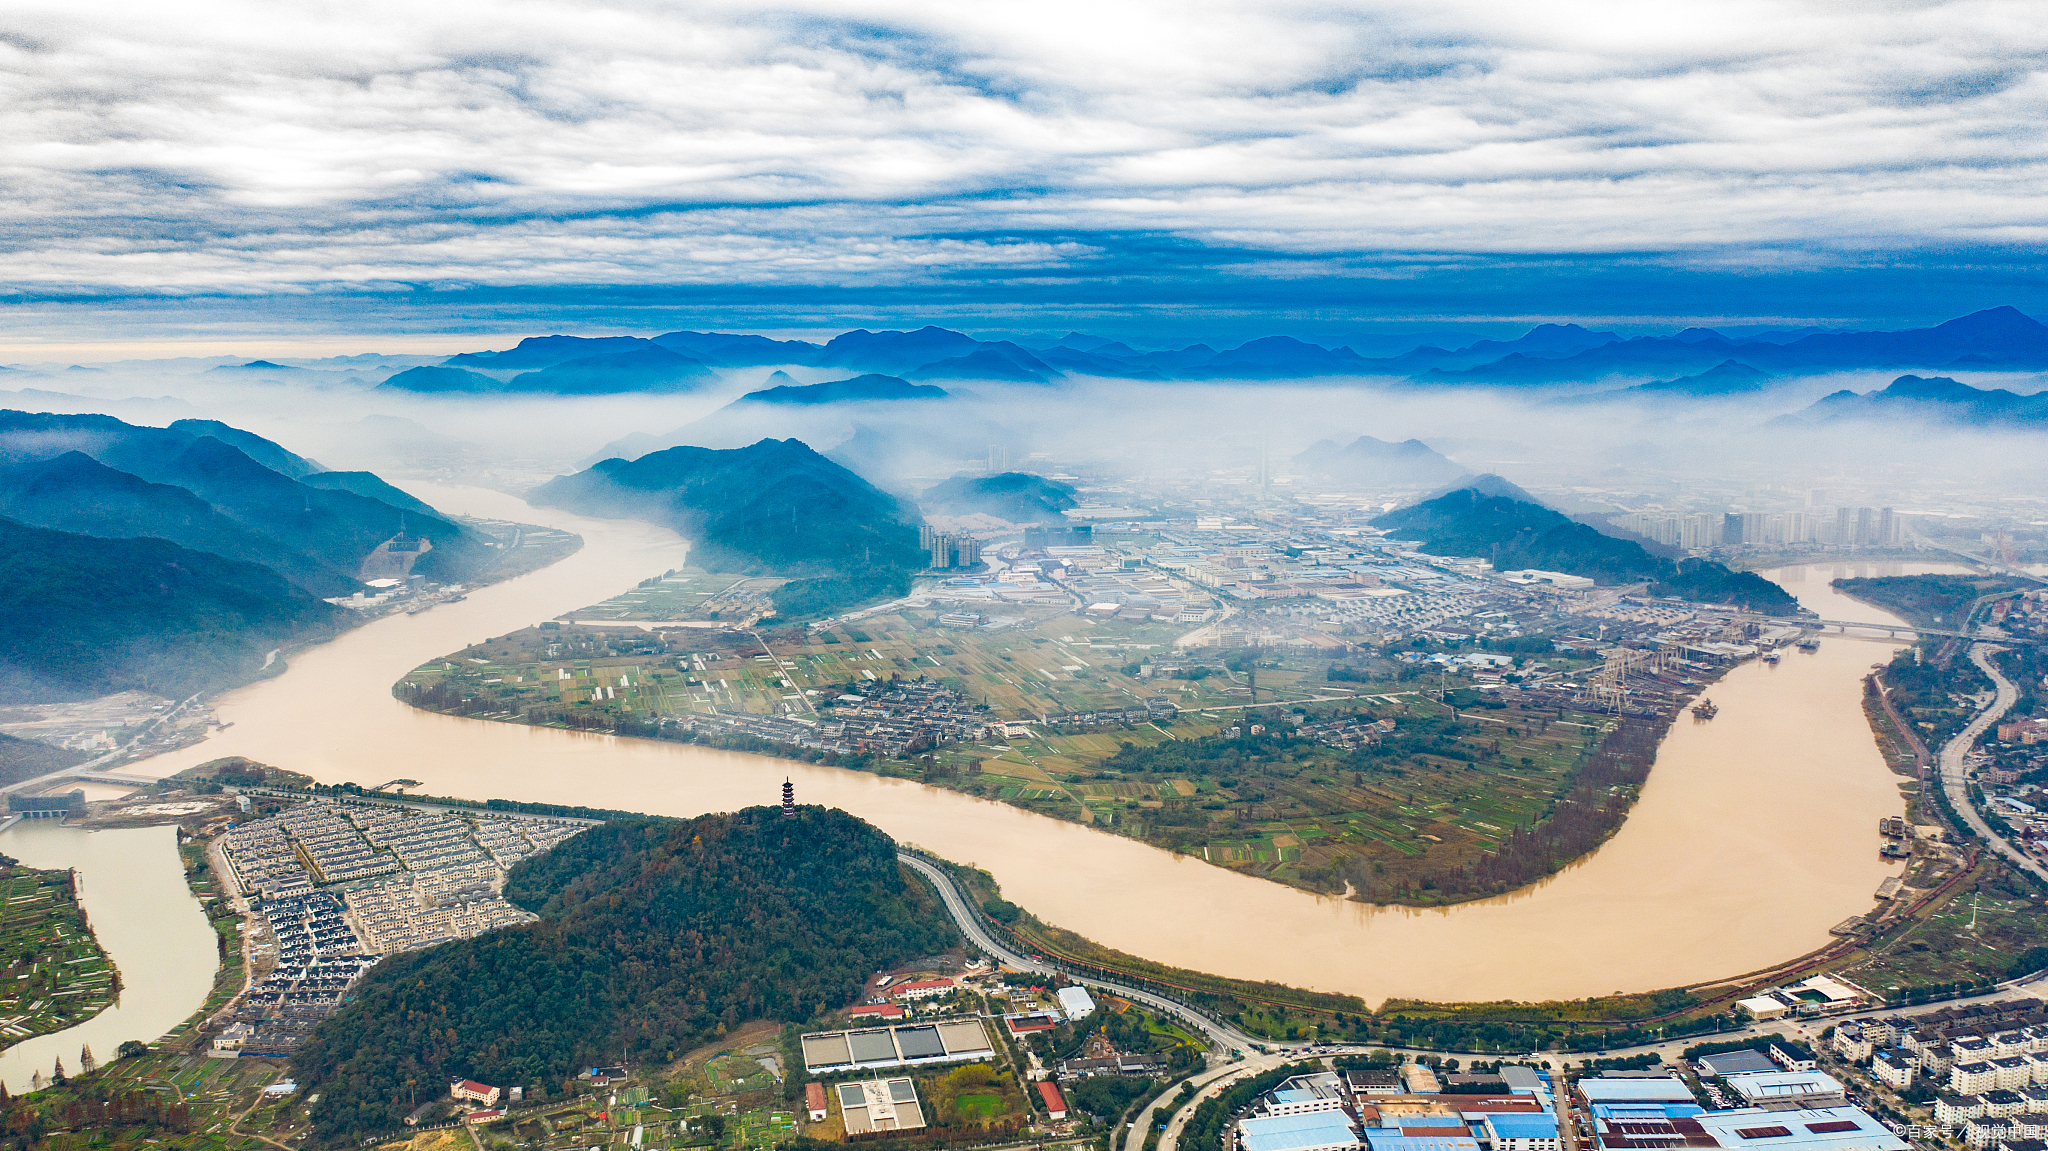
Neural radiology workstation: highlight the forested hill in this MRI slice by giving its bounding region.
[1832,573,2023,630]
[530,438,926,616]
[1373,489,1800,613]
[0,410,487,595]
[293,806,956,1143]
[920,471,1078,522]
[0,517,345,701]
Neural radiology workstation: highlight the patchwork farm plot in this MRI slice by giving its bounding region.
[565,569,786,625]
[705,1053,777,1095]
[0,864,118,1043]
[0,1049,299,1150]
[396,600,1631,904]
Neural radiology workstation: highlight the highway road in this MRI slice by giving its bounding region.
[1939,645,2041,883]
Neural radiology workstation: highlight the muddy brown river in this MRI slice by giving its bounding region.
[80,489,1965,1027]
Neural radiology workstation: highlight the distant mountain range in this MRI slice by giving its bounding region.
[579,373,950,466]
[365,306,2048,394]
[741,373,948,406]
[1292,436,1467,487]
[1417,307,2048,385]
[0,412,487,597]
[1373,485,1800,612]
[1599,360,1772,399]
[530,438,925,616]
[278,306,2048,396]
[920,472,1077,522]
[1776,374,2048,429]
[0,408,497,701]
[383,339,714,395]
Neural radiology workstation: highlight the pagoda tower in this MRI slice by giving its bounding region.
[781,778,795,819]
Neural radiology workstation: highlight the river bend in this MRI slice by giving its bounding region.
[114,488,1953,1005]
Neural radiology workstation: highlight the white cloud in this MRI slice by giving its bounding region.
[0,0,2043,293]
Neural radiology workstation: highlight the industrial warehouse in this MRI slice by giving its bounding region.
[799,1018,997,1074]
[1214,1063,1908,1151]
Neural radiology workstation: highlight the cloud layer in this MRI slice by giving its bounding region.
[2,0,2045,309]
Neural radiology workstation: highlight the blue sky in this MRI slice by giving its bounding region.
[3,0,2046,351]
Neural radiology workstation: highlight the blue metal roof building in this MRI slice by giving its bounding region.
[1239,1113,1362,1151]
[1482,1115,1561,1139]
[1576,1077,1700,1105]
[1690,1106,1906,1151]
[1360,1133,1481,1151]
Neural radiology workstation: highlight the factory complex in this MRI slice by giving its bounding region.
[1227,1062,1908,1151]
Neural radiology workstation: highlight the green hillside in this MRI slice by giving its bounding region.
[1832,573,2022,629]
[0,732,89,787]
[293,806,956,1142]
[0,517,345,701]
[302,470,438,516]
[1373,489,1799,612]
[921,471,1077,522]
[1375,489,1662,582]
[531,437,924,615]
[0,410,487,587]
[0,452,362,595]
[167,418,324,477]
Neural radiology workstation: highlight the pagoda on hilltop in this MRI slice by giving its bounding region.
[781,777,795,819]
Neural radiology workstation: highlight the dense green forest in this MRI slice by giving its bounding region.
[1834,573,2021,629]
[1373,489,1798,612]
[531,438,924,616]
[1653,558,1800,613]
[293,806,956,1143]
[0,517,344,702]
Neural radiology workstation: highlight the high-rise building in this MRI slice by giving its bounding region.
[1619,514,1681,546]
[1680,513,1719,549]
[919,524,982,569]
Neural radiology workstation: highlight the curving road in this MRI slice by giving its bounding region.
[1939,645,2041,882]
[898,852,1262,1054]
[1140,1052,1332,1151]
